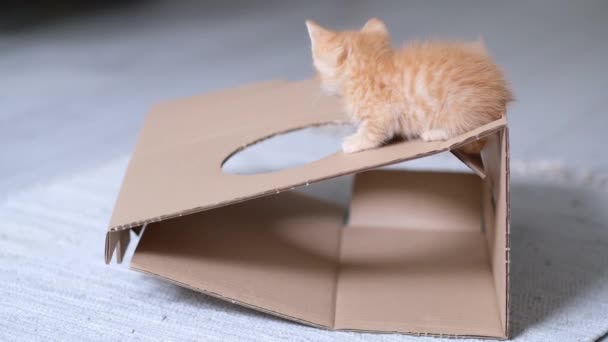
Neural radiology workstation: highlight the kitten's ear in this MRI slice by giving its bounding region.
[306,20,334,47]
[361,18,388,34]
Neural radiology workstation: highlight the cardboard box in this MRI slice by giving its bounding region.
[106,80,510,339]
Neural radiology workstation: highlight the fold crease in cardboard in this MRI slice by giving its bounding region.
[106,79,510,339]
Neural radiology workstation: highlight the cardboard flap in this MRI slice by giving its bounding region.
[105,229,131,264]
[108,79,506,235]
[336,171,504,338]
[131,191,344,328]
[480,129,510,333]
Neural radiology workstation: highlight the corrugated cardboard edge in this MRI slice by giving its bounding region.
[104,120,506,264]
[504,128,512,338]
[105,229,130,264]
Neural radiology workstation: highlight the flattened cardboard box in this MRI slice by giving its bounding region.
[106,80,510,339]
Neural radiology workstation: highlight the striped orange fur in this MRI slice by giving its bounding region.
[306,18,513,154]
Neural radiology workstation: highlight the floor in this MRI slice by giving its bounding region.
[1,0,608,197]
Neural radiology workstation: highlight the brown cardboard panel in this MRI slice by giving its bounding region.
[480,130,510,333]
[481,176,496,255]
[336,170,503,337]
[349,170,482,232]
[334,228,503,337]
[132,80,290,156]
[108,79,509,337]
[131,191,344,327]
[108,78,506,233]
[130,169,506,337]
[503,129,511,335]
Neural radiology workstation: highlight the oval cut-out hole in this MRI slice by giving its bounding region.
[222,123,356,175]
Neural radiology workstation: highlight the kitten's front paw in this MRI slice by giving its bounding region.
[421,129,449,142]
[342,134,376,154]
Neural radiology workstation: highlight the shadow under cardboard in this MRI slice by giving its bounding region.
[130,179,608,338]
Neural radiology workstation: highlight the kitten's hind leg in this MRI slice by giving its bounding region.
[420,129,449,142]
[342,120,390,154]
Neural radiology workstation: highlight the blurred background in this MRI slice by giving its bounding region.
[1,0,607,195]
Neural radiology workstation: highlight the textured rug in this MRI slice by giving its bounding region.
[1,154,608,342]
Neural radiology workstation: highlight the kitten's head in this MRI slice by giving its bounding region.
[305,18,391,95]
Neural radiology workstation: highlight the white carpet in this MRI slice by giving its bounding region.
[1,154,608,342]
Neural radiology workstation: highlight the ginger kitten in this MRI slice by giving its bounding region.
[305,18,513,154]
